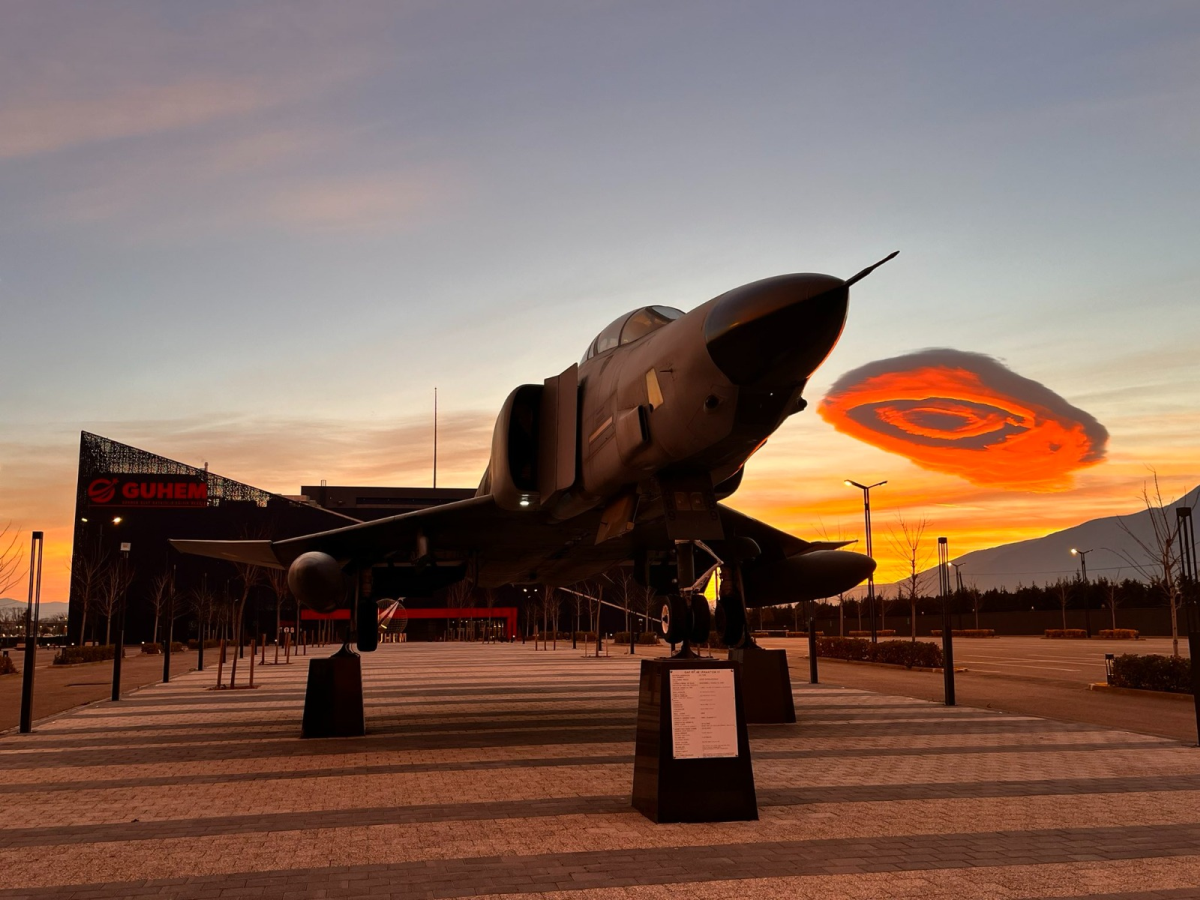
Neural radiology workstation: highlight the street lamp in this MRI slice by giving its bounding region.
[1070,548,1092,637]
[845,479,887,642]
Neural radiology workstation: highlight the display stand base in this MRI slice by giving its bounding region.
[632,657,757,823]
[728,647,796,724]
[301,647,365,738]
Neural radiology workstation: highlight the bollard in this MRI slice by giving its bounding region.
[274,636,280,665]
[284,631,291,663]
[941,602,956,706]
[248,639,256,688]
[19,532,44,734]
[229,640,239,688]
[1190,631,1200,747]
[260,634,266,666]
[216,638,226,688]
[808,618,819,684]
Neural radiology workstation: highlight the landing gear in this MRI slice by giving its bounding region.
[715,595,746,648]
[660,595,690,645]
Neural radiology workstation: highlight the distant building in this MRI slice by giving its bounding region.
[69,432,482,645]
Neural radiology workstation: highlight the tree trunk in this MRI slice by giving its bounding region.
[80,604,89,647]
[105,612,112,645]
[153,612,160,647]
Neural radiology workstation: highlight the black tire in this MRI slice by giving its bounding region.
[716,596,746,647]
[660,594,690,644]
[689,594,712,644]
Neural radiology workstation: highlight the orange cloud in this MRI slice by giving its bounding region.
[818,350,1108,490]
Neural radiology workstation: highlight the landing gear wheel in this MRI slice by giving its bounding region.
[716,596,746,647]
[660,594,689,644]
[689,594,712,645]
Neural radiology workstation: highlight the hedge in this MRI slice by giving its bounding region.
[931,629,995,638]
[1045,629,1088,639]
[55,645,120,664]
[141,642,186,654]
[1109,654,1193,694]
[816,637,943,669]
[849,630,895,637]
[0,654,16,675]
[1099,629,1139,639]
[614,632,661,645]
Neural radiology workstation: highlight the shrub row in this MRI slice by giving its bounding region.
[1045,629,1088,639]
[55,645,120,664]
[848,630,896,637]
[1099,629,1139,639]
[931,629,995,638]
[1110,654,1193,694]
[816,637,944,669]
[614,632,661,645]
[140,642,187,654]
[785,631,824,638]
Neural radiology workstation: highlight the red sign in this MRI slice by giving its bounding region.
[86,475,208,508]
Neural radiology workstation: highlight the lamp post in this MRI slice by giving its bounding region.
[110,541,131,702]
[845,479,886,643]
[1070,548,1092,637]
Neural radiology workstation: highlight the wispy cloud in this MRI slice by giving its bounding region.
[0,80,275,160]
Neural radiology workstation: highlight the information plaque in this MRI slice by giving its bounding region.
[670,668,738,759]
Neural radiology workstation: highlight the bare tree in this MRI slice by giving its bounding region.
[71,536,108,645]
[148,567,174,645]
[265,566,290,642]
[446,580,473,641]
[189,579,217,644]
[98,558,134,644]
[1053,578,1072,631]
[230,564,265,655]
[1104,573,1122,631]
[0,524,25,599]
[1120,475,1186,656]
[888,517,931,640]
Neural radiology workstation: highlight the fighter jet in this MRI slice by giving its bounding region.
[172,254,894,651]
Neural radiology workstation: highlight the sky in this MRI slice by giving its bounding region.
[2,1,1198,602]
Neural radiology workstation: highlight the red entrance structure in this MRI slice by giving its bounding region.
[300,606,518,640]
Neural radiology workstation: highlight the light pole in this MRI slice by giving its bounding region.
[111,541,131,702]
[951,562,966,629]
[1070,548,1092,638]
[845,479,886,643]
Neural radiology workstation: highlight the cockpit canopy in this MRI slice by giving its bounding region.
[581,305,684,363]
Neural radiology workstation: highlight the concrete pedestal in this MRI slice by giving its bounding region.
[632,657,757,823]
[728,646,796,724]
[302,647,365,738]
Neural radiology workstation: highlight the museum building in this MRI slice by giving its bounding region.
[68,431,504,645]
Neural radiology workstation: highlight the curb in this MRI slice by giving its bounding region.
[1088,682,1193,701]
[816,657,969,674]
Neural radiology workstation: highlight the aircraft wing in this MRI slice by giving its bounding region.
[171,495,857,585]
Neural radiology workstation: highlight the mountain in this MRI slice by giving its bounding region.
[877,485,1200,595]
[0,597,70,618]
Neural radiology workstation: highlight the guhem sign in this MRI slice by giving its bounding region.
[86,474,208,508]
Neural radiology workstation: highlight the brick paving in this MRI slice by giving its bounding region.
[2,643,1200,899]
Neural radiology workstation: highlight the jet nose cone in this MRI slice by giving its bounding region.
[705,273,848,387]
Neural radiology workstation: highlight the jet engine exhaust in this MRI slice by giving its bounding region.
[287,551,345,613]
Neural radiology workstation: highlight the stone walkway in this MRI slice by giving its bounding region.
[1,643,1199,899]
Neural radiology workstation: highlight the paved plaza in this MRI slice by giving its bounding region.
[3,642,1200,899]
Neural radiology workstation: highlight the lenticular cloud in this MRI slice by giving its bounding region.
[818,349,1108,489]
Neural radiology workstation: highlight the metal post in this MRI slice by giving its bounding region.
[162,564,174,684]
[938,537,955,706]
[1176,507,1199,746]
[808,617,819,684]
[1080,551,1091,637]
[197,572,207,671]
[111,542,130,702]
[19,532,44,734]
[846,480,886,643]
